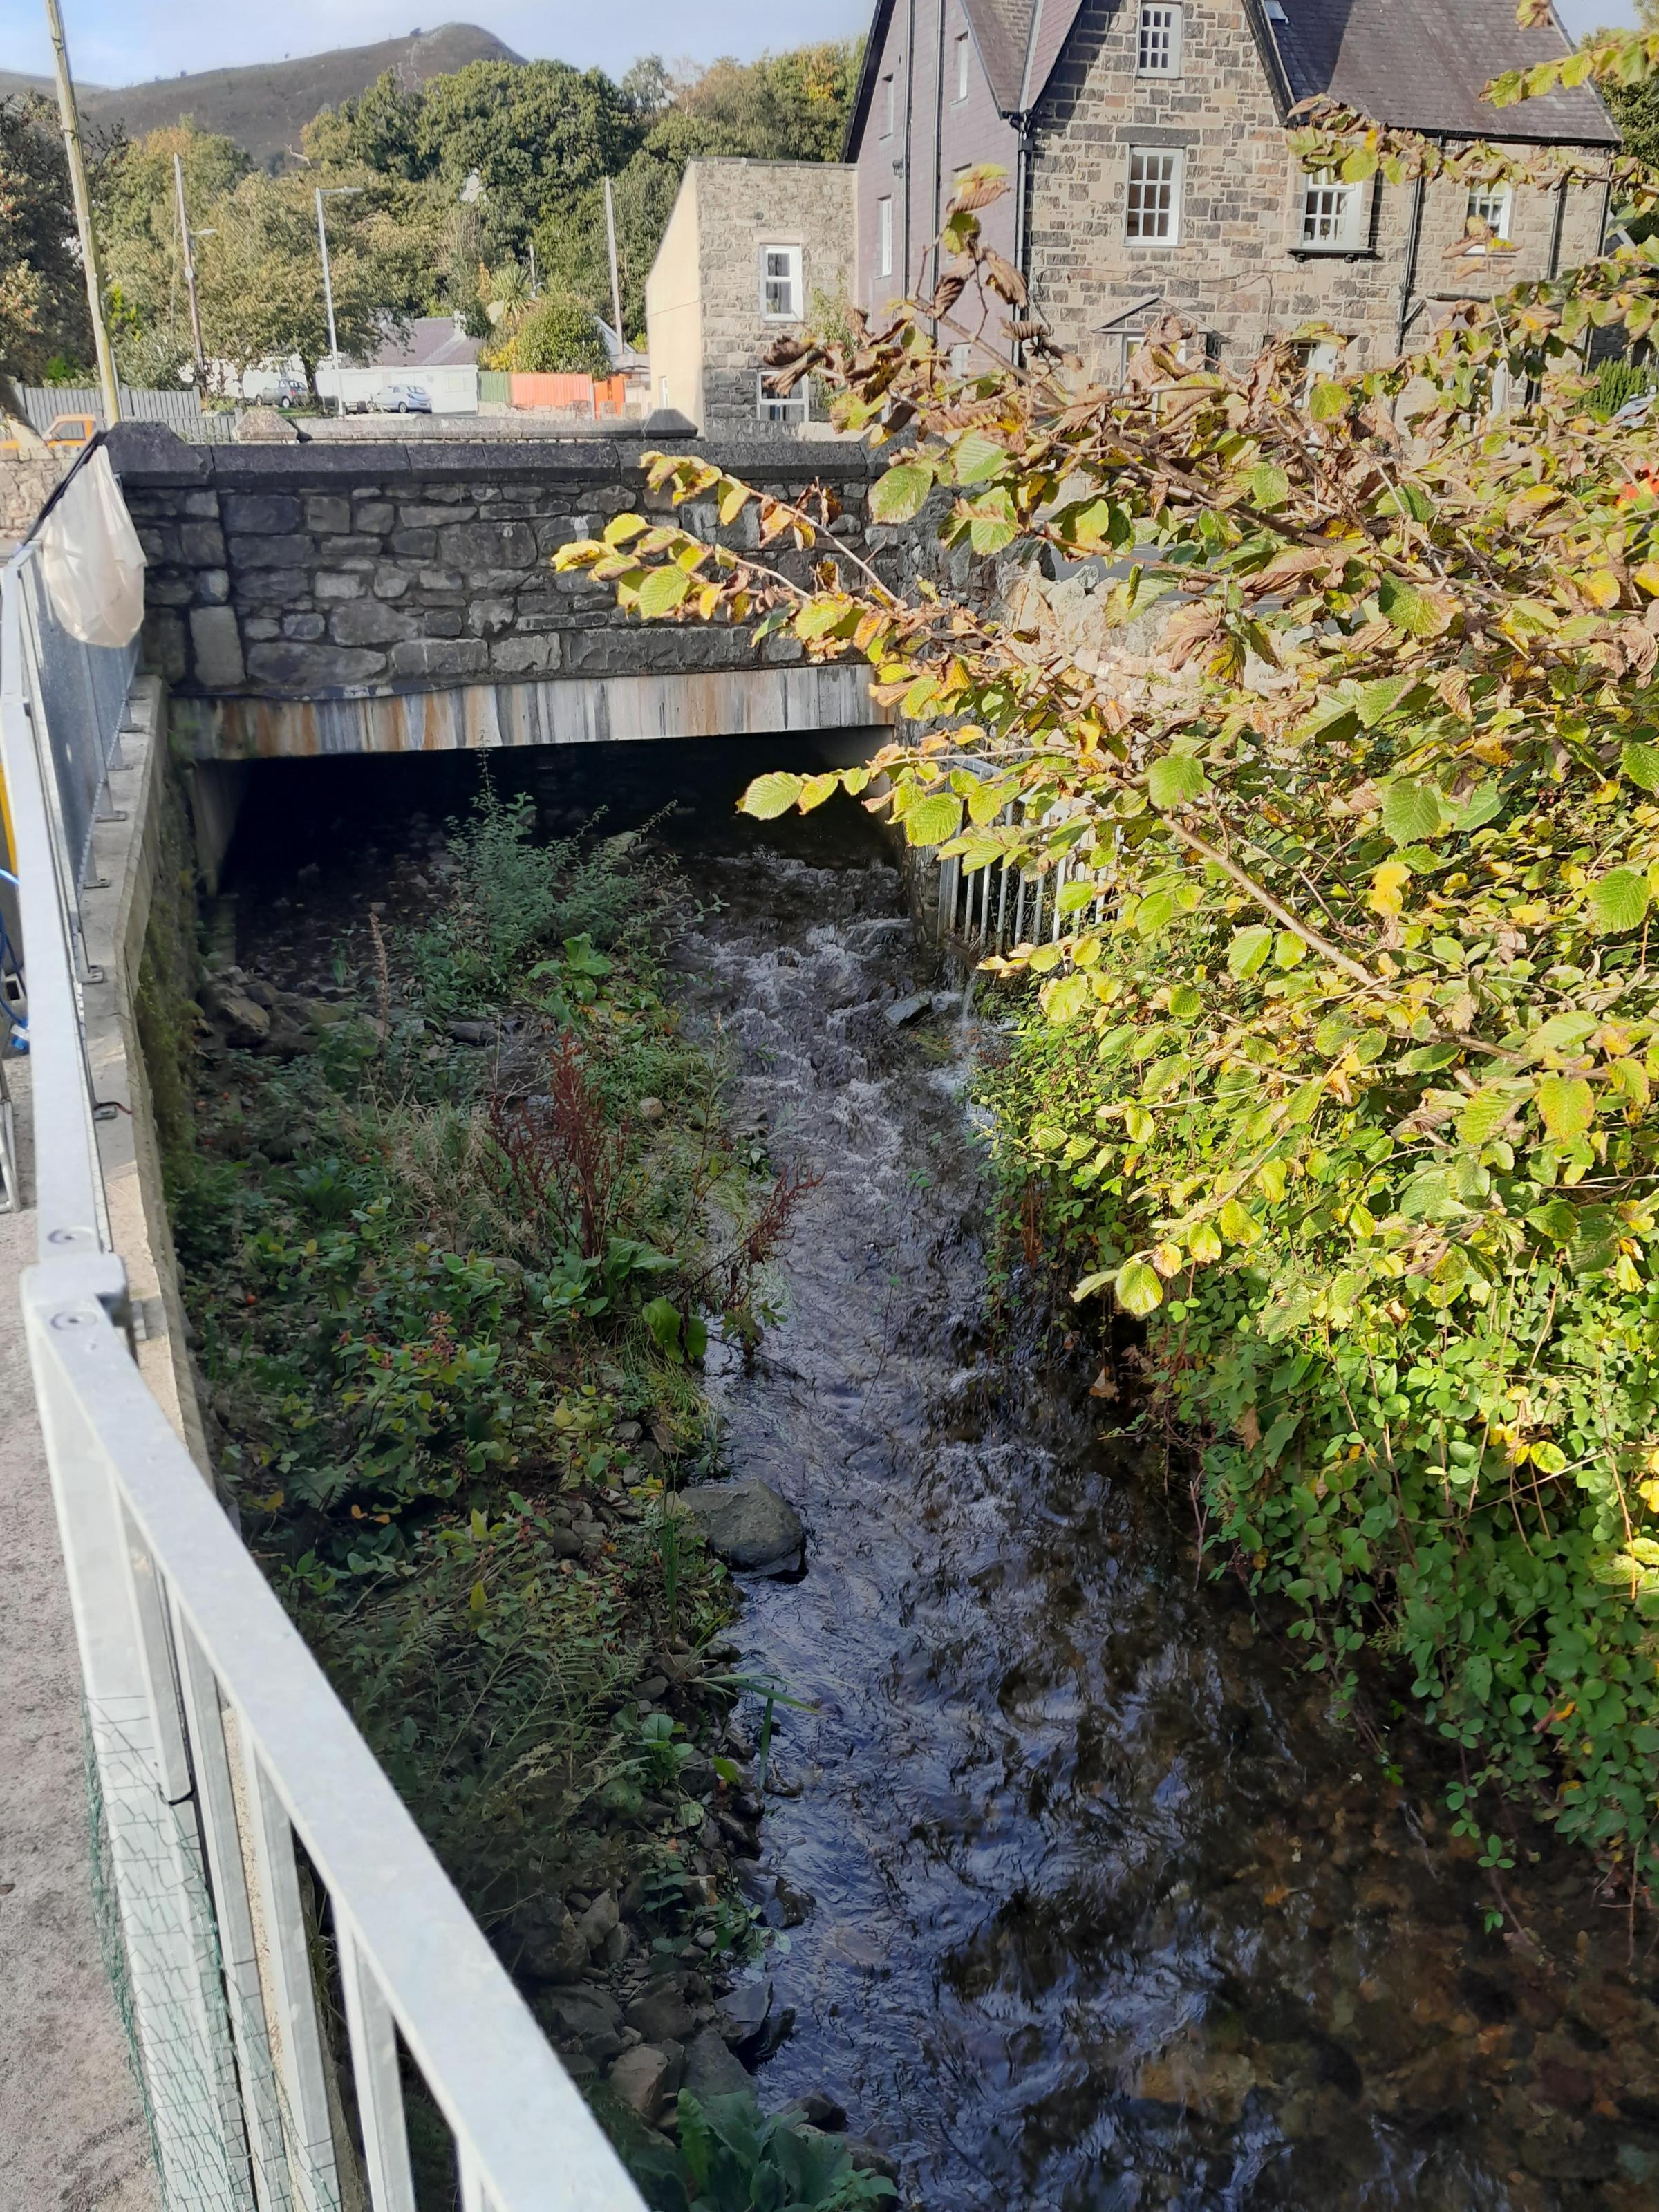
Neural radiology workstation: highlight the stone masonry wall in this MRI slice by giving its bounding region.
[108,424,879,701]
[1029,0,1609,378]
[691,162,857,435]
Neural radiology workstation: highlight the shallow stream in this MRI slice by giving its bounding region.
[230,735,1658,2212]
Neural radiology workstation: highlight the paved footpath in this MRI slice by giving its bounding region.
[0,1073,158,2212]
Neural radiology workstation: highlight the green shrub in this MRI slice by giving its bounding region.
[494,294,612,377]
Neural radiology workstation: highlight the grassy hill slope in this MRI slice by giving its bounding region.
[0,24,522,169]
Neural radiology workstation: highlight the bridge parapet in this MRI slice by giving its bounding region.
[107,424,890,758]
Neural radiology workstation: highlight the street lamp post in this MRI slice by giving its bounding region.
[174,152,207,385]
[315,186,362,417]
[44,0,119,424]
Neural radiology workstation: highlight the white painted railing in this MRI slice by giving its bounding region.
[1,462,645,2211]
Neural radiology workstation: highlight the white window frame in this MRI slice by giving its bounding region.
[955,30,971,101]
[756,369,809,424]
[1125,147,1183,245]
[1465,181,1515,253]
[760,243,803,321]
[1299,167,1365,252]
[1136,2,1183,77]
[878,196,894,279]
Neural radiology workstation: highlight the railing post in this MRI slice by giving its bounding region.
[238,1741,345,2212]
[335,1924,416,2212]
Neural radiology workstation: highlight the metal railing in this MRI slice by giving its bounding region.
[1,459,644,2211]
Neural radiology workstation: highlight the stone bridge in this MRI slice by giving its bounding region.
[108,423,891,767]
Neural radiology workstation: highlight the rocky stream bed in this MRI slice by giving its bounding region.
[212,735,1659,2211]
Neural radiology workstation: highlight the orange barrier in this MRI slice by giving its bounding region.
[508,373,627,418]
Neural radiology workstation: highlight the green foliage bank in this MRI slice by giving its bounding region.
[551,71,1659,1901]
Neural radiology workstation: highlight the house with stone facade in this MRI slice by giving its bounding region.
[644,159,856,434]
[845,0,1618,379]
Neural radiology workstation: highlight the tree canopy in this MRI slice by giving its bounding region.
[0,94,93,386]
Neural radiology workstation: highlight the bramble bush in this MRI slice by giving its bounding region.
[550,19,1659,1900]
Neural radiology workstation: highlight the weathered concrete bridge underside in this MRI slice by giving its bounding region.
[108,422,892,767]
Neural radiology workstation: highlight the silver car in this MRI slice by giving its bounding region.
[375,382,433,414]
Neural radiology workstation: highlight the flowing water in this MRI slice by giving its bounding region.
[231,737,1658,2212]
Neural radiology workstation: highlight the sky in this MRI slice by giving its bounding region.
[0,0,1638,88]
[1,1,871,86]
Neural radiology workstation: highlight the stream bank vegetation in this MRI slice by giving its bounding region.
[167,785,877,2202]
[552,12,1659,1922]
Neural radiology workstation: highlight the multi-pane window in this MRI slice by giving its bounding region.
[760,244,802,319]
[1300,169,1362,250]
[1136,3,1183,75]
[1125,148,1183,243]
[1465,182,1515,250]
[878,196,894,278]
[757,371,808,424]
[955,30,971,100]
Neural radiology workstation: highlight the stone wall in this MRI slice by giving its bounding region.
[1028,0,1609,377]
[108,423,881,704]
[687,162,857,434]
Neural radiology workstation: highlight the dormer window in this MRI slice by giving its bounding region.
[1137,3,1183,76]
[1300,168,1365,252]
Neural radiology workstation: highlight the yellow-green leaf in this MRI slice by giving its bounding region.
[1219,1198,1262,1246]
[1588,868,1649,935]
[1537,1075,1595,1141]
[1622,740,1659,791]
[637,565,691,617]
[797,773,840,813]
[1227,925,1273,978]
[1116,1257,1165,1316]
[903,792,964,846]
[1043,973,1093,1024]
[1147,752,1209,809]
[870,465,933,523]
[739,771,805,820]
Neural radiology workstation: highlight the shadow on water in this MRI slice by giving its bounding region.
[223,735,1659,2212]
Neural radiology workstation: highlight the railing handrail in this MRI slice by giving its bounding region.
[2,487,646,2211]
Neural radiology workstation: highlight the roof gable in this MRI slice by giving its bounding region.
[845,0,1087,152]
[1259,0,1617,144]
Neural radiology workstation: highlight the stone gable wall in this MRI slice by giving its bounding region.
[688,162,857,434]
[111,427,879,701]
[1029,0,1608,377]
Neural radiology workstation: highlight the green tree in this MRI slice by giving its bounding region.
[94,122,251,386]
[0,94,93,384]
[489,294,610,376]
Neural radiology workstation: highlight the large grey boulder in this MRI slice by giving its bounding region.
[677,1479,803,1575]
[683,2026,756,2103]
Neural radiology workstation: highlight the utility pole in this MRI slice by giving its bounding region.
[44,0,119,425]
[603,176,624,348]
[315,185,361,416]
[174,151,206,386]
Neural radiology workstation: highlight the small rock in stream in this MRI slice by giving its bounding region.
[677,1479,804,1574]
[684,2026,756,2101]
[716,1978,776,2052]
[883,993,931,1028]
[608,2041,684,2124]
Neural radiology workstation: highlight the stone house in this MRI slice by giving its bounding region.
[845,0,1618,379]
[644,159,856,435]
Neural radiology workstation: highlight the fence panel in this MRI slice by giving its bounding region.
[17,386,236,443]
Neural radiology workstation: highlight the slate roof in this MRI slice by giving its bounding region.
[373,317,481,371]
[1259,0,1618,144]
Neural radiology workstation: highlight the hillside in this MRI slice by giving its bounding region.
[0,24,522,169]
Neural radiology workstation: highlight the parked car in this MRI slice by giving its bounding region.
[375,383,432,414]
